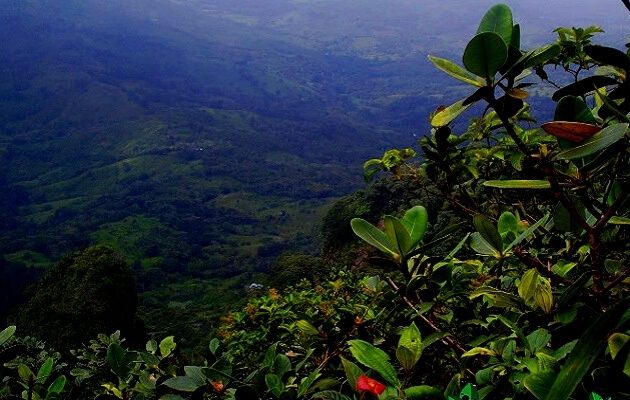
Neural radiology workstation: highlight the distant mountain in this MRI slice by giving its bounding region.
[0,0,626,340]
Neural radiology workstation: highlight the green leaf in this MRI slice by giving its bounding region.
[0,325,16,347]
[462,347,496,357]
[431,100,472,128]
[554,95,597,124]
[484,180,551,189]
[18,364,34,382]
[37,358,54,384]
[163,376,204,392]
[498,211,518,238]
[477,4,513,45]
[469,232,501,257]
[428,55,486,87]
[473,214,503,253]
[506,213,550,251]
[534,278,553,313]
[396,322,422,370]
[530,297,630,400]
[265,374,284,398]
[585,45,630,71]
[523,44,561,69]
[159,336,176,358]
[297,370,322,396]
[208,338,220,355]
[348,340,400,387]
[296,320,319,337]
[47,376,66,394]
[107,343,135,379]
[311,391,352,400]
[340,356,363,389]
[460,383,479,400]
[610,216,630,225]
[146,339,158,354]
[463,32,508,80]
[518,268,539,303]
[273,354,292,378]
[159,395,186,400]
[608,333,630,360]
[555,123,629,160]
[552,76,619,101]
[405,385,445,399]
[527,329,552,353]
[384,216,413,256]
[351,218,398,257]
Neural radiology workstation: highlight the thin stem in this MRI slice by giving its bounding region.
[605,265,630,292]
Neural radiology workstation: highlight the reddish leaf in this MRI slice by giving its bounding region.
[541,121,601,143]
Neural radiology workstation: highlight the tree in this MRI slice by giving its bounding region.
[13,245,144,349]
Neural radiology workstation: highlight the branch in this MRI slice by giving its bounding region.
[605,265,630,292]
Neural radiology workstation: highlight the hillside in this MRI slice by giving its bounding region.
[1,0,627,340]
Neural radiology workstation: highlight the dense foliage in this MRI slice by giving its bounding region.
[3,2,630,400]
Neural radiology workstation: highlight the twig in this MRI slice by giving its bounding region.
[384,277,475,379]
[605,266,630,292]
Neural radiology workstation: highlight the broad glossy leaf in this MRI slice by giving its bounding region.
[554,95,597,124]
[402,206,428,246]
[469,232,501,257]
[18,364,34,382]
[473,214,504,252]
[541,122,600,143]
[311,391,352,400]
[384,216,412,256]
[428,55,486,87]
[608,332,630,360]
[351,218,397,257]
[552,76,619,101]
[585,45,630,71]
[396,322,422,370]
[523,44,561,69]
[296,320,319,337]
[477,4,513,45]
[610,216,630,225]
[470,287,523,309]
[0,325,16,347]
[348,340,400,387]
[518,268,539,303]
[463,32,508,80]
[37,358,54,384]
[498,212,518,238]
[340,356,363,389]
[462,347,497,357]
[107,343,134,379]
[555,123,629,160]
[164,376,205,392]
[265,374,284,398]
[47,376,66,394]
[431,100,471,127]
[527,329,552,353]
[159,336,176,358]
[405,385,445,399]
[536,278,553,314]
[484,180,551,189]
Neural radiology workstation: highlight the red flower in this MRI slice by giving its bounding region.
[356,374,386,395]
